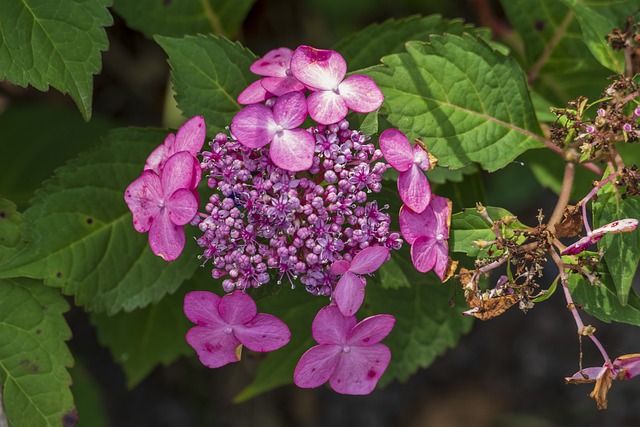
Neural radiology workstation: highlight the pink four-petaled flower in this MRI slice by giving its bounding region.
[290,45,384,125]
[231,91,316,172]
[379,128,432,213]
[294,305,395,395]
[330,246,390,316]
[184,291,291,368]
[125,151,201,261]
[399,195,452,280]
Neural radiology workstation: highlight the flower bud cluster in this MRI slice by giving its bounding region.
[196,121,402,296]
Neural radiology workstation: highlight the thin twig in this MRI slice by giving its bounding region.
[548,162,576,234]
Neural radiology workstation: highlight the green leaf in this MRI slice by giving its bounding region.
[0,199,26,266]
[91,281,197,388]
[334,15,493,71]
[532,275,558,303]
[569,262,640,326]
[156,35,257,136]
[559,0,625,73]
[366,35,544,172]
[234,287,326,402]
[426,164,479,186]
[0,128,199,314]
[592,181,640,306]
[0,106,114,208]
[500,0,613,105]
[0,0,113,120]
[0,278,75,427]
[113,0,255,38]
[366,250,472,385]
[450,207,524,257]
[70,362,107,427]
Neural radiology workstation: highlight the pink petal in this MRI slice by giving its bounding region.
[614,354,640,379]
[399,205,436,245]
[561,235,601,256]
[430,195,452,237]
[217,291,257,326]
[270,128,315,172]
[272,91,308,129]
[329,344,391,395]
[290,46,346,91]
[593,218,639,237]
[293,344,342,388]
[568,366,607,381]
[312,306,357,345]
[398,166,431,214]
[347,314,395,346]
[233,313,291,352]
[144,133,173,173]
[167,188,198,226]
[231,104,277,148]
[148,211,185,261]
[339,74,384,114]
[250,47,294,77]
[161,152,197,196]
[175,116,206,154]
[333,272,366,317]
[432,241,450,281]
[307,90,348,125]
[261,76,305,96]
[410,235,437,273]
[330,260,351,275]
[238,79,272,104]
[378,129,413,171]
[125,170,162,233]
[349,246,390,275]
[186,325,242,368]
[183,291,223,326]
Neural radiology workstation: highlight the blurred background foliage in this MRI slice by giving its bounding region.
[1,0,640,426]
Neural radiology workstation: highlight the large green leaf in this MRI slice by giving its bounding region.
[113,0,255,38]
[0,0,112,120]
[569,261,640,326]
[366,250,472,385]
[560,0,625,74]
[366,35,544,172]
[499,0,616,105]
[91,281,197,388]
[592,181,640,306]
[333,15,493,71]
[0,128,199,314]
[156,35,257,136]
[234,286,326,402]
[0,106,114,208]
[0,278,75,427]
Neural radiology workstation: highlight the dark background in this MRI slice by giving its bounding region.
[2,0,639,426]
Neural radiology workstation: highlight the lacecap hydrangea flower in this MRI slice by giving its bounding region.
[124,45,454,395]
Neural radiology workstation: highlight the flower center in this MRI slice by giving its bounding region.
[342,345,351,353]
[275,124,284,134]
[436,233,444,243]
[223,326,233,334]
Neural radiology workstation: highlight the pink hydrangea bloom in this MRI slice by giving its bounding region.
[231,91,315,171]
[238,47,305,104]
[379,128,431,213]
[125,151,201,261]
[145,116,206,186]
[399,195,452,280]
[184,291,291,368]
[561,218,638,255]
[290,45,384,125]
[294,305,395,395]
[330,246,390,316]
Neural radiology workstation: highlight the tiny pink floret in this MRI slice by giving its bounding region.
[294,305,395,395]
[184,291,291,369]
